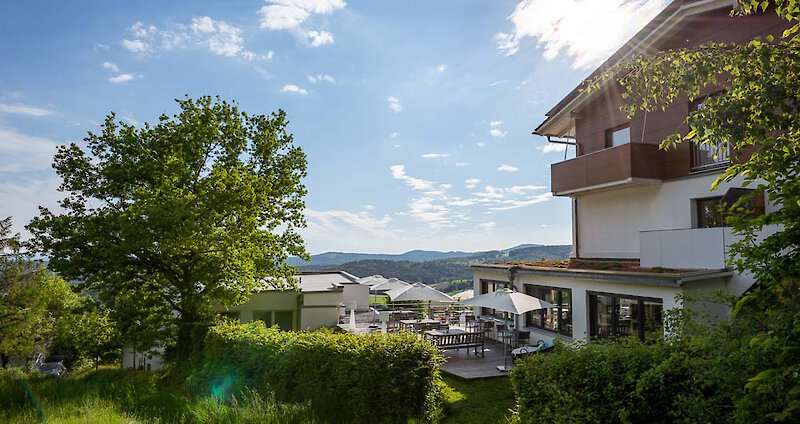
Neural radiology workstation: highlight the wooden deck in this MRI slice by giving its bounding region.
[439,340,511,379]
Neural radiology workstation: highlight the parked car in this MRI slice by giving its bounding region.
[38,362,67,377]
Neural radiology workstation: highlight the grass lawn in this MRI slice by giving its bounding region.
[370,294,389,305]
[441,375,515,424]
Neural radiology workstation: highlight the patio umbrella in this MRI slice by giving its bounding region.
[387,283,455,319]
[370,278,412,294]
[451,289,474,302]
[357,275,389,287]
[459,288,554,372]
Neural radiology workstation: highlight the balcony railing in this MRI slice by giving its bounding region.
[691,141,729,171]
[550,143,667,195]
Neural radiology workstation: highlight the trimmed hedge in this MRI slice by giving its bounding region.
[189,322,445,423]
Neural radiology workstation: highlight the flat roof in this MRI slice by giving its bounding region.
[260,271,360,293]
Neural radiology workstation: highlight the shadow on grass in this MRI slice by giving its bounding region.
[440,375,515,424]
[1,368,316,424]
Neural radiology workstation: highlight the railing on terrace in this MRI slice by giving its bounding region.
[691,140,730,171]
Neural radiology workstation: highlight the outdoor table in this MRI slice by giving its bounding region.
[399,318,440,331]
[424,328,466,338]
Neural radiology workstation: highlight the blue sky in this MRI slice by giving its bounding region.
[0,0,666,254]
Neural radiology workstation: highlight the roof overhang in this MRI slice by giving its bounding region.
[554,177,662,197]
[534,0,738,139]
[470,263,733,288]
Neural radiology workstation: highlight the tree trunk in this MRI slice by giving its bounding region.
[175,309,206,363]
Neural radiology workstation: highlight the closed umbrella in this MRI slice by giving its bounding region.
[459,288,554,371]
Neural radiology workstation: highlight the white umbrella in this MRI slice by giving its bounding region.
[357,275,388,287]
[459,288,554,372]
[371,278,412,294]
[451,289,474,302]
[386,283,455,303]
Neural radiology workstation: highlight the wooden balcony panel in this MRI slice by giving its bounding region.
[551,143,668,195]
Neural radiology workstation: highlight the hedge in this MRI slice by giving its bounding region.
[188,321,445,423]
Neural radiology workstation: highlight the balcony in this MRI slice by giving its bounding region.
[550,143,668,195]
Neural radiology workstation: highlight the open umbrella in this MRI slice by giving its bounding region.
[459,288,554,371]
[370,278,412,294]
[451,289,474,302]
[387,283,455,319]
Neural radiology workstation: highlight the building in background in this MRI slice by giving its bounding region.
[472,0,787,344]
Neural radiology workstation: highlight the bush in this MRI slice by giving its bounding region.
[189,321,445,423]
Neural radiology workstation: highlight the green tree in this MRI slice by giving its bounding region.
[0,217,76,366]
[28,96,309,361]
[589,2,799,420]
[50,296,119,370]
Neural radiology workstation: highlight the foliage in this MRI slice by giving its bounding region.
[49,297,119,370]
[27,96,309,361]
[1,218,78,363]
[0,367,316,423]
[585,2,800,419]
[189,321,444,423]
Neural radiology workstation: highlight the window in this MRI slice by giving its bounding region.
[690,96,730,171]
[479,280,509,317]
[695,196,725,228]
[524,285,572,336]
[588,293,663,342]
[253,310,295,330]
[218,311,240,321]
[605,125,630,148]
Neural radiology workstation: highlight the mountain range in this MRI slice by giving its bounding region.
[287,243,543,267]
[295,244,571,288]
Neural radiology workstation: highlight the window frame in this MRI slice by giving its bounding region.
[689,94,730,171]
[587,291,663,342]
[604,123,631,148]
[694,196,725,228]
[252,310,295,330]
[524,284,573,337]
[479,279,510,318]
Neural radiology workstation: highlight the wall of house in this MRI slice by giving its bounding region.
[574,8,788,159]
[300,290,344,329]
[226,291,300,327]
[342,283,370,311]
[472,268,682,343]
[121,346,164,371]
[576,172,779,260]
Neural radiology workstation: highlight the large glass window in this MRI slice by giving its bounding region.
[480,280,509,317]
[589,293,663,342]
[525,285,573,336]
[690,96,730,171]
[696,196,724,228]
[605,125,631,148]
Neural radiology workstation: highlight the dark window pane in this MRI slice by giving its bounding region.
[642,300,663,342]
[273,311,294,330]
[252,310,272,325]
[615,298,639,339]
[697,197,724,228]
[591,295,614,339]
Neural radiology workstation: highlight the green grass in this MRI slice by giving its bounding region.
[440,376,515,424]
[1,368,316,424]
[369,294,390,305]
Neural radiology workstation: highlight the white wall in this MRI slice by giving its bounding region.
[121,346,164,371]
[472,268,682,343]
[577,173,773,259]
[300,291,344,329]
[342,283,370,311]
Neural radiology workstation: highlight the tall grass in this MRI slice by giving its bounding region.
[0,368,317,424]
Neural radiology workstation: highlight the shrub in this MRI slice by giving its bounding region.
[189,321,444,423]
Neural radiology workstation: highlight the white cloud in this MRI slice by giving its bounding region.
[454,162,469,167]
[0,177,62,239]
[266,50,275,60]
[390,165,436,191]
[0,128,59,173]
[305,208,397,240]
[191,17,243,56]
[488,193,553,211]
[477,142,486,147]
[130,21,157,38]
[109,73,135,84]
[389,132,399,138]
[0,104,55,117]
[498,164,518,172]
[307,30,334,46]
[363,204,375,210]
[121,39,149,53]
[479,221,497,230]
[280,84,309,95]
[489,128,507,138]
[387,96,403,113]
[421,153,449,159]
[308,73,335,83]
[537,142,568,153]
[436,64,447,73]
[495,0,666,70]
[101,62,119,72]
[490,120,503,128]
[465,178,481,189]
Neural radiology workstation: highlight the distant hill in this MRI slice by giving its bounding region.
[286,249,472,267]
[298,244,572,286]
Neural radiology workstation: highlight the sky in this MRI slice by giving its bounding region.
[0,0,667,254]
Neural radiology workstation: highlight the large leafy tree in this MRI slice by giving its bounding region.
[28,96,308,361]
[590,2,799,420]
